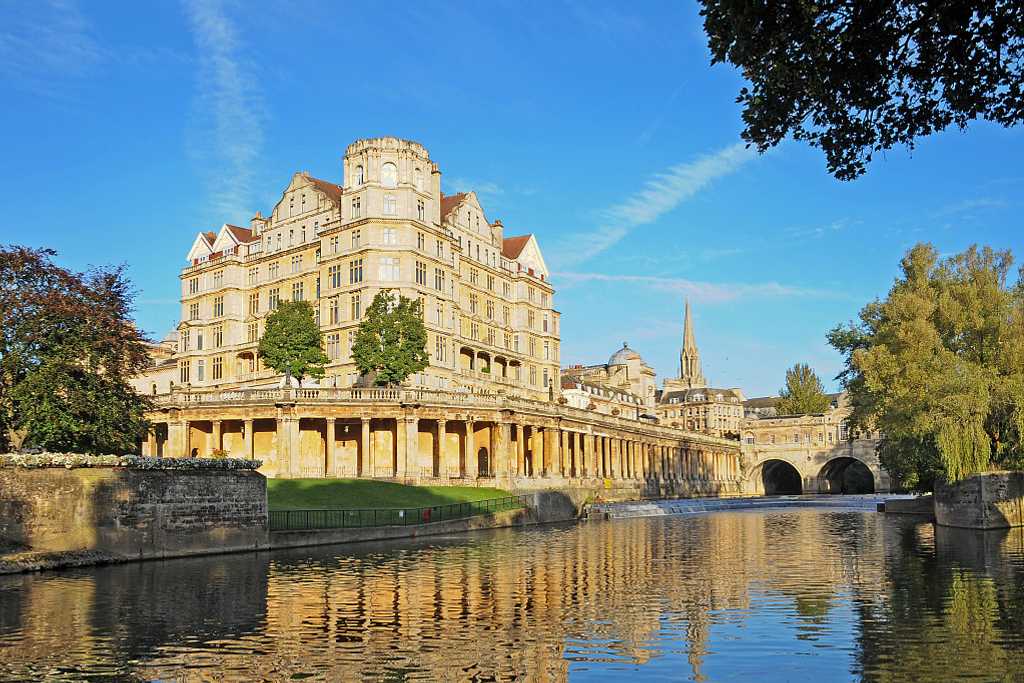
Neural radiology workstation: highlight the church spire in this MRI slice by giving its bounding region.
[679,299,706,388]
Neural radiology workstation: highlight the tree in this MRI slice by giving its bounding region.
[351,290,429,386]
[828,243,1024,491]
[776,363,831,415]
[257,300,327,386]
[700,1,1024,180]
[0,245,152,453]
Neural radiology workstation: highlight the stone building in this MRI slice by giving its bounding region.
[655,302,745,438]
[562,344,659,411]
[167,137,559,400]
[560,375,646,421]
[139,137,742,494]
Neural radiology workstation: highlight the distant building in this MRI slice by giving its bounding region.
[562,343,658,411]
[656,302,744,438]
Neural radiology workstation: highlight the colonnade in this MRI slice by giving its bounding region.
[143,412,742,488]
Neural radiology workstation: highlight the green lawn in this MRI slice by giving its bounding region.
[266,478,513,511]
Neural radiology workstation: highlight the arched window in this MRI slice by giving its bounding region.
[381,162,397,187]
[355,165,364,185]
[414,167,423,191]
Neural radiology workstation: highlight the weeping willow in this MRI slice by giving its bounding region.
[937,417,991,482]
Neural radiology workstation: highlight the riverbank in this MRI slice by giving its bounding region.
[589,493,914,519]
[267,478,512,510]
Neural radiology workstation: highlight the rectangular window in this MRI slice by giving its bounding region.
[247,267,258,284]
[543,314,549,333]
[528,310,535,329]
[329,236,339,253]
[329,264,342,289]
[196,359,205,382]
[486,327,495,346]
[212,271,223,289]
[179,360,190,383]
[382,228,397,245]
[248,292,259,316]
[290,255,301,273]
[469,293,477,314]
[415,260,427,285]
[269,288,280,310]
[543,340,550,360]
[543,368,549,388]
[529,365,536,386]
[504,332,511,350]
[351,197,361,219]
[188,278,199,294]
[350,258,363,284]
[326,333,340,360]
[417,200,425,221]
[292,281,304,301]
[181,329,190,351]
[471,322,479,340]
[487,275,494,291]
[326,297,338,324]
[417,232,425,250]
[433,268,444,291]
[247,322,258,343]
[213,325,223,348]
[351,229,361,248]
[503,282,510,298]
[196,331,204,350]
[502,306,510,326]
[189,302,200,321]
[436,240,443,257]
[350,293,362,320]
[486,300,494,320]
[470,268,478,285]
[212,356,223,380]
[529,337,536,357]
[212,296,223,317]
[379,256,399,281]
[383,195,397,216]
[269,262,280,279]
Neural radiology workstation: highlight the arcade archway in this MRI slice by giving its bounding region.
[818,457,875,494]
[759,459,803,495]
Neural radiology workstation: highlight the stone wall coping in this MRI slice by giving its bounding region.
[0,453,262,470]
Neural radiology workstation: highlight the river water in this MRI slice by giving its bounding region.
[1,506,1023,681]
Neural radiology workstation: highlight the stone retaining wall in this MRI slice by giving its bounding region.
[0,466,269,559]
[935,471,1024,529]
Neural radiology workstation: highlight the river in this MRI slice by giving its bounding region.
[1,504,1023,681]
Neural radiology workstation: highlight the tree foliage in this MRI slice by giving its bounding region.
[351,290,429,386]
[257,300,327,384]
[700,1,1024,180]
[0,245,152,453]
[828,243,1024,491]
[777,363,831,415]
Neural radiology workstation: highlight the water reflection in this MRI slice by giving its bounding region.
[0,511,1021,681]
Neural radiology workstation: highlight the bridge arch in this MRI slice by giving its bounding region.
[817,456,875,494]
[750,458,803,495]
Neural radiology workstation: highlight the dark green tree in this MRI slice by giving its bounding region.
[0,245,152,453]
[257,300,327,385]
[776,363,831,415]
[700,1,1024,180]
[352,290,429,386]
[828,243,1024,491]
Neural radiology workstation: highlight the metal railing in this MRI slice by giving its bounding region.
[269,494,531,532]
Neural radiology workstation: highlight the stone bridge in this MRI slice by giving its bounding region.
[740,438,891,495]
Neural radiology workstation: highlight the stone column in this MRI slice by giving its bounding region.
[398,416,417,479]
[466,419,477,478]
[212,420,222,454]
[361,417,372,477]
[536,427,546,476]
[495,422,511,478]
[548,427,561,476]
[574,431,584,478]
[326,417,336,476]
[280,416,299,478]
[560,430,570,477]
[243,419,254,460]
[437,419,447,478]
[516,424,525,477]
[184,420,192,457]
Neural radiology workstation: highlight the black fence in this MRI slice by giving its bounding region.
[269,494,533,532]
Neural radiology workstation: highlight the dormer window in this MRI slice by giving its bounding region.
[381,162,397,188]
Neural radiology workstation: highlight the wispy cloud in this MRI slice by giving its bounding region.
[449,177,504,198]
[0,0,104,96]
[930,197,1008,219]
[184,0,264,221]
[556,142,756,266]
[554,271,846,303]
[785,218,854,239]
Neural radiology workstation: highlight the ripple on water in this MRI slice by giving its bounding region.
[0,511,1022,681]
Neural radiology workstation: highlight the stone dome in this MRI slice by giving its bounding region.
[608,342,641,366]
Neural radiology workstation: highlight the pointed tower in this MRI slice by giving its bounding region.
[679,299,706,388]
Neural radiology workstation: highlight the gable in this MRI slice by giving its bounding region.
[186,232,214,262]
[516,235,549,279]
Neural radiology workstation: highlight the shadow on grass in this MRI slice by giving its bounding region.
[267,479,512,511]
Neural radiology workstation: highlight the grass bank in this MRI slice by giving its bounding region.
[267,478,513,511]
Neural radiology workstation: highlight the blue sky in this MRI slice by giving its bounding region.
[3,1,1022,397]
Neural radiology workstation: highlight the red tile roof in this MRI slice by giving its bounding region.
[307,176,343,204]
[202,231,216,244]
[225,225,256,243]
[440,192,467,222]
[502,234,531,259]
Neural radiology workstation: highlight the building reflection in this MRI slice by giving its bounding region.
[0,515,1021,681]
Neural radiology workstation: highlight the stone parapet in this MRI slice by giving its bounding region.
[935,471,1024,529]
